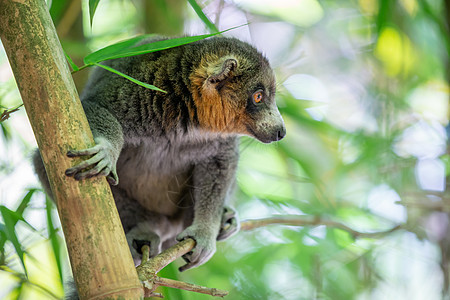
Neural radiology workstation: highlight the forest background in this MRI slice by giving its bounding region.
[0,0,449,299]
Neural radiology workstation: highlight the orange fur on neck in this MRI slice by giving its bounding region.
[190,55,248,135]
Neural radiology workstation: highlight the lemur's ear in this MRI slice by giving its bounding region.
[208,58,237,84]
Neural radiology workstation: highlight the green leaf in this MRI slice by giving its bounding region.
[83,26,241,64]
[13,190,38,233]
[1,122,12,141]
[0,189,37,248]
[0,222,6,253]
[188,0,219,33]
[0,206,27,276]
[83,34,156,65]
[64,50,79,72]
[94,63,167,93]
[89,0,100,26]
[46,196,63,285]
[0,190,38,276]
[49,0,70,25]
[10,282,24,300]
[16,189,36,216]
[376,0,391,36]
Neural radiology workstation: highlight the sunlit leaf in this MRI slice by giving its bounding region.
[16,189,36,216]
[83,34,155,65]
[0,223,6,262]
[0,206,27,276]
[10,282,24,300]
[89,0,100,26]
[64,50,79,72]
[83,26,241,64]
[49,0,70,25]
[1,122,12,141]
[374,27,416,76]
[376,0,390,34]
[188,0,219,33]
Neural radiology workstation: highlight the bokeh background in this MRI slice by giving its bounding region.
[1,0,449,299]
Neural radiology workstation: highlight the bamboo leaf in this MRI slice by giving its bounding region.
[10,282,24,300]
[89,0,100,25]
[0,206,27,276]
[83,34,156,65]
[13,190,38,233]
[83,26,241,64]
[188,0,219,33]
[49,0,70,25]
[94,63,167,93]
[1,122,12,141]
[16,189,36,216]
[64,50,79,72]
[376,0,391,35]
[0,230,5,266]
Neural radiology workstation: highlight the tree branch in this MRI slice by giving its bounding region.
[0,104,23,122]
[154,277,228,297]
[136,215,401,297]
[137,238,196,281]
[240,215,402,238]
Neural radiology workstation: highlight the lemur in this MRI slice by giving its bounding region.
[33,36,286,272]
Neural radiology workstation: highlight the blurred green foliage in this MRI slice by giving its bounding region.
[0,0,449,299]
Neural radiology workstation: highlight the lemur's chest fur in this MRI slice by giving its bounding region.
[115,133,224,216]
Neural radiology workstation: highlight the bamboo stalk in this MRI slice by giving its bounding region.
[0,1,142,298]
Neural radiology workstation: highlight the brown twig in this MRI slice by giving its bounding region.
[154,277,228,297]
[0,104,23,122]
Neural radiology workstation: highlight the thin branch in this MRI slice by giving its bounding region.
[396,200,450,211]
[239,215,402,238]
[136,238,195,281]
[0,104,23,122]
[143,285,163,299]
[141,245,150,264]
[154,276,228,297]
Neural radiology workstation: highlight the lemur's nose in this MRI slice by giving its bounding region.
[277,127,286,141]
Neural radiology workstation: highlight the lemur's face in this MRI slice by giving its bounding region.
[190,48,286,143]
[240,67,285,143]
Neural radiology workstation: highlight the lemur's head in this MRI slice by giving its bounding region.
[190,37,286,143]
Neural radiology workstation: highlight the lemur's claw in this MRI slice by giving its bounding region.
[176,225,216,271]
[217,206,240,241]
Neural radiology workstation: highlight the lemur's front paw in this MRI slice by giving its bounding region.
[126,228,161,262]
[65,137,119,185]
[176,224,216,272]
[217,206,240,241]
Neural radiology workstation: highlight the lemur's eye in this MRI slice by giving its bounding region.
[252,91,263,104]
